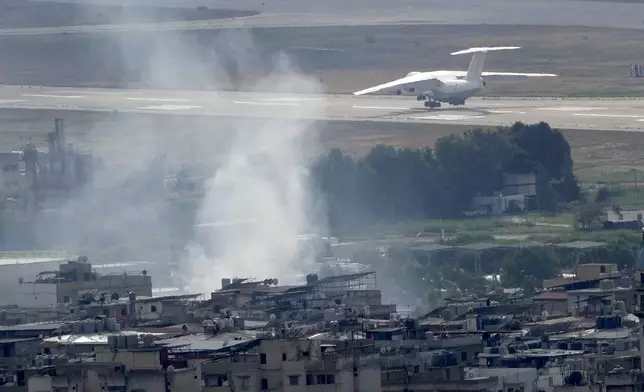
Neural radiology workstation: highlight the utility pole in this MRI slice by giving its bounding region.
[633,169,639,200]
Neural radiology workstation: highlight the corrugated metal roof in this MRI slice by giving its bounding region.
[41,331,168,346]
[533,291,568,301]
[0,321,67,332]
[158,332,258,353]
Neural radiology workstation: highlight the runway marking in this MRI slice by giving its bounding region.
[138,105,202,111]
[572,113,644,118]
[353,105,411,110]
[23,94,84,99]
[536,106,607,111]
[410,114,485,121]
[0,99,27,104]
[46,90,125,96]
[127,97,191,103]
[260,97,324,102]
[233,101,300,106]
[488,110,526,114]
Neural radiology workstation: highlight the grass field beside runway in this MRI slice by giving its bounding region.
[0,107,641,184]
[1,24,644,97]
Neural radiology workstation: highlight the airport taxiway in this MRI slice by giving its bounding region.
[1,85,644,131]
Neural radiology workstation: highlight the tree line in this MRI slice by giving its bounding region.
[312,121,581,237]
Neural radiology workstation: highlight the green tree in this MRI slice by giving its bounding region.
[501,247,558,293]
[575,202,604,230]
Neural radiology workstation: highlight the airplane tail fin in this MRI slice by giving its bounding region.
[466,52,486,82]
[451,46,521,82]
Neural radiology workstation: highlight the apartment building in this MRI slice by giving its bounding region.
[202,339,381,392]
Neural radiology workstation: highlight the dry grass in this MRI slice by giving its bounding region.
[2,108,642,182]
[2,24,644,96]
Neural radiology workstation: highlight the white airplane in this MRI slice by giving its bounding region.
[353,46,557,108]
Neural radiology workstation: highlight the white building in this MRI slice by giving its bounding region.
[0,252,70,308]
[471,194,526,216]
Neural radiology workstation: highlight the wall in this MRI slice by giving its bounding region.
[576,264,618,281]
[136,301,162,321]
[502,173,537,196]
[467,367,537,392]
[27,375,53,392]
[17,283,58,309]
[57,274,152,304]
[96,350,162,371]
[0,258,66,307]
[472,194,526,215]
[534,299,568,316]
[127,372,165,392]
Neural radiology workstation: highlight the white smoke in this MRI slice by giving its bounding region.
[183,51,327,293]
[28,3,328,294]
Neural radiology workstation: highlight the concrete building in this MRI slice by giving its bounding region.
[0,252,70,308]
[633,231,644,374]
[23,335,200,392]
[29,256,152,305]
[502,173,537,197]
[201,339,381,392]
[471,194,526,216]
[543,262,619,290]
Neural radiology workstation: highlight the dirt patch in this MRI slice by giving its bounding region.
[0,0,258,29]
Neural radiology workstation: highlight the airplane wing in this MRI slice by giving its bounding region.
[353,72,445,96]
[481,71,558,80]
[446,71,557,80]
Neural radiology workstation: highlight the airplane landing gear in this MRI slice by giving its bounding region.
[424,100,441,108]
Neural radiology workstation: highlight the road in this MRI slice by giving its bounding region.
[2,85,644,131]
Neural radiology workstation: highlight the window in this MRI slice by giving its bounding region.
[63,295,70,303]
[306,375,314,385]
[150,305,157,313]
[600,266,606,273]
[461,352,467,362]
[288,376,299,386]
[260,378,268,390]
[302,351,310,358]
[326,375,335,384]
[282,353,286,361]
[260,353,267,364]
[317,375,326,384]
[121,306,128,316]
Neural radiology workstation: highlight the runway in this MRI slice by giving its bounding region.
[1,85,644,131]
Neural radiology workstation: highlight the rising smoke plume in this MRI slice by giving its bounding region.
[184,51,327,293]
[28,3,328,294]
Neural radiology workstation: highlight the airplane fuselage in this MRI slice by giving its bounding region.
[394,75,483,105]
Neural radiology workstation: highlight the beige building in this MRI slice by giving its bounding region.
[25,337,200,392]
[202,339,381,392]
[543,263,619,289]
